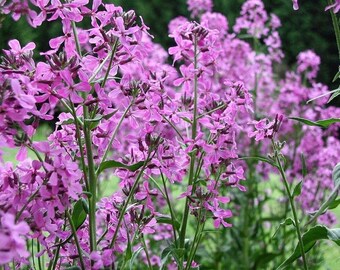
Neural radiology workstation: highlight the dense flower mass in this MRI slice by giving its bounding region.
[0,0,339,269]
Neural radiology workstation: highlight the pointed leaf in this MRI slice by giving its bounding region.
[328,90,340,103]
[72,199,88,230]
[292,181,302,198]
[103,109,119,120]
[129,247,144,270]
[277,226,340,269]
[97,160,145,175]
[125,233,133,261]
[328,199,340,210]
[239,156,277,168]
[160,244,184,270]
[332,163,340,186]
[332,70,340,82]
[60,118,75,125]
[272,218,295,239]
[290,117,340,128]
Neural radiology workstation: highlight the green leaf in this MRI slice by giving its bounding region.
[103,109,118,120]
[125,233,133,261]
[156,216,180,231]
[290,117,340,128]
[277,226,340,269]
[300,154,307,177]
[72,199,88,230]
[160,244,185,270]
[84,115,102,130]
[84,115,102,123]
[332,163,340,186]
[239,156,277,168]
[60,118,75,125]
[272,218,295,239]
[180,117,192,124]
[292,181,302,198]
[65,267,81,270]
[328,89,340,103]
[80,198,89,214]
[305,164,340,225]
[97,160,145,175]
[129,247,144,270]
[332,70,340,82]
[328,199,340,210]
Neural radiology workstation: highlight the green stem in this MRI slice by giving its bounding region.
[141,235,153,270]
[37,241,43,270]
[83,105,97,252]
[243,197,250,269]
[89,40,119,120]
[185,206,203,270]
[273,141,308,270]
[179,35,199,249]
[197,103,226,119]
[161,115,185,142]
[185,169,222,269]
[161,172,178,248]
[70,101,89,191]
[59,99,84,126]
[328,0,340,60]
[71,21,82,57]
[305,181,340,226]
[66,211,86,270]
[47,213,67,270]
[101,39,119,88]
[96,97,135,175]
[109,151,153,248]
[47,239,62,270]
[15,188,39,222]
[31,239,36,270]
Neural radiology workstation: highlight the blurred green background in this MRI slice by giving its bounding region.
[0,0,338,87]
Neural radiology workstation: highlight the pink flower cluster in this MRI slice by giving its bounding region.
[0,0,338,268]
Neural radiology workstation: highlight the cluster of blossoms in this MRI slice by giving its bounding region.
[236,0,340,225]
[0,0,339,268]
[0,0,253,268]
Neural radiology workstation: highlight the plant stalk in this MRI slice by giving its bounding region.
[179,35,199,250]
[273,141,308,270]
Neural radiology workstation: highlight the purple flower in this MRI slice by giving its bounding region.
[187,0,213,18]
[0,213,30,264]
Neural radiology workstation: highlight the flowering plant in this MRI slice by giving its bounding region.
[0,0,339,269]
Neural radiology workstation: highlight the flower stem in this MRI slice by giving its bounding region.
[161,172,178,247]
[109,150,153,248]
[70,101,89,191]
[96,97,135,175]
[141,234,153,270]
[179,35,199,250]
[71,21,82,57]
[328,0,340,60]
[83,105,98,252]
[66,210,86,270]
[185,206,203,270]
[272,140,308,270]
[101,39,119,88]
